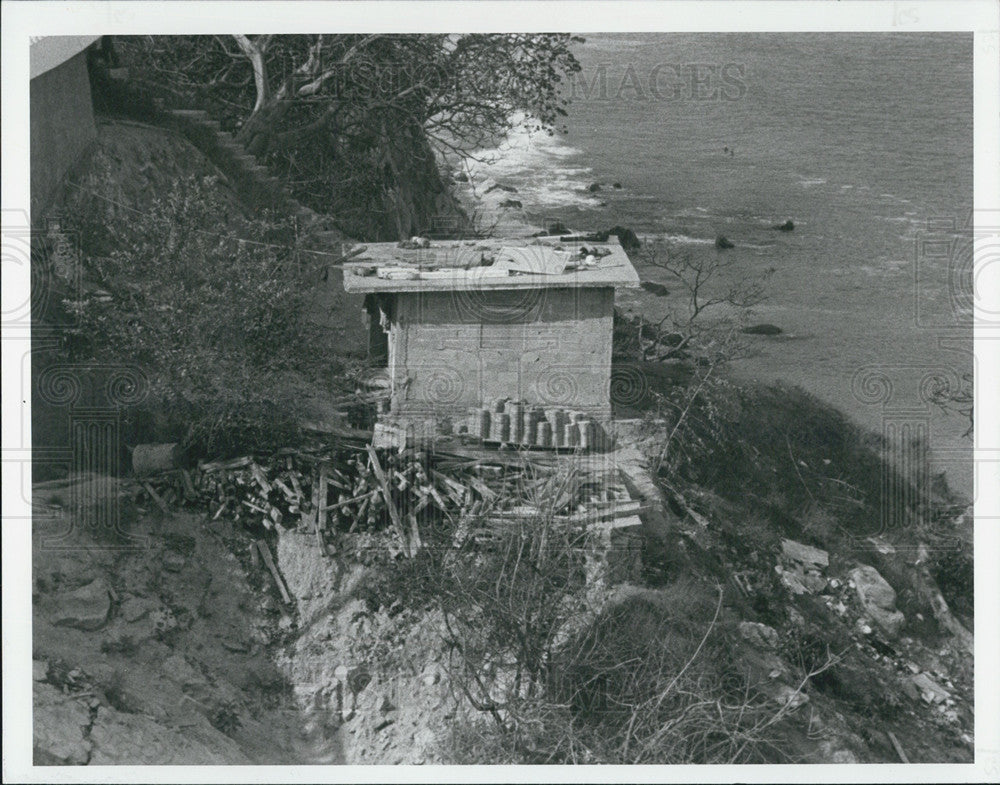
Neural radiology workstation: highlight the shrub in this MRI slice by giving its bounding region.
[929,541,974,624]
[65,175,330,458]
[209,701,242,734]
[436,514,590,716]
[658,381,925,540]
[549,583,788,764]
[440,579,807,764]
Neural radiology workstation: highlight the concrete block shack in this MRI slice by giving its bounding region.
[343,235,639,442]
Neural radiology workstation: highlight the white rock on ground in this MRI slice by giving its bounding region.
[33,683,93,765]
[912,672,951,704]
[781,538,829,569]
[738,621,780,649]
[849,564,905,639]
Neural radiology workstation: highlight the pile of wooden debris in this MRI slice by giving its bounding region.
[131,440,643,558]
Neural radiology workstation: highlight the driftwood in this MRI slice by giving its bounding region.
[255,539,292,605]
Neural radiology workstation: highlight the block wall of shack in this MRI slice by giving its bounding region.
[387,286,615,422]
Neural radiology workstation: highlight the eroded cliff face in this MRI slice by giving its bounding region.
[328,125,468,241]
[31,456,975,767]
[31,480,340,765]
[30,478,466,766]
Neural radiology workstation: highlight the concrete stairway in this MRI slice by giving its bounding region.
[164,108,325,229]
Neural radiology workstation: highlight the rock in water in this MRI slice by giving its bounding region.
[50,578,112,631]
[849,565,906,638]
[773,219,795,231]
[588,182,601,193]
[584,226,640,251]
[547,221,569,235]
[715,235,735,249]
[606,226,640,252]
[613,182,623,189]
[742,323,783,336]
[640,281,670,297]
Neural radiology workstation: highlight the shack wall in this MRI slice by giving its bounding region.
[388,287,614,421]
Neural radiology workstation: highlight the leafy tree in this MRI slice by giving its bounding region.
[115,34,583,237]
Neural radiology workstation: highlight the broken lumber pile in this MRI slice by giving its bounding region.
[131,443,639,556]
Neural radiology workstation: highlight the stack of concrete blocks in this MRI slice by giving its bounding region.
[470,399,601,449]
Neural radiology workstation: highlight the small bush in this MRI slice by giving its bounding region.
[209,701,243,735]
[440,579,802,764]
[64,174,331,458]
[929,542,974,624]
[353,549,440,614]
[660,381,924,540]
[550,583,791,764]
[443,701,605,764]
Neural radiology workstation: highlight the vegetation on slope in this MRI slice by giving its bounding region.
[42,127,346,460]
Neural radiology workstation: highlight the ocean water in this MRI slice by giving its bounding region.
[455,33,974,497]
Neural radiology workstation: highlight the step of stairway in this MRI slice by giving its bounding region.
[168,108,209,119]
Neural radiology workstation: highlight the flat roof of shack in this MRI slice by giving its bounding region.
[342,235,640,294]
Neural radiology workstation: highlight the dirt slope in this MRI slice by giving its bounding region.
[31,477,339,765]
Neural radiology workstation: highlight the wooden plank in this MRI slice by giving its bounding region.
[366,445,411,557]
[200,455,252,473]
[301,470,319,529]
[250,462,272,495]
[319,489,378,513]
[255,539,293,605]
[288,471,303,501]
[179,470,197,500]
[886,731,910,764]
[407,512,423,553]
[141,481,170,513]
[274,478,297,503]
[317,469,329,533]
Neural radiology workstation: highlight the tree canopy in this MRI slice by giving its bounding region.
[116,34,583,237]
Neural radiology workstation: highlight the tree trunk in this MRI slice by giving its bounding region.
[233,35,270,116]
